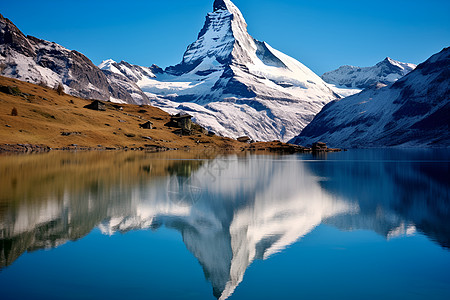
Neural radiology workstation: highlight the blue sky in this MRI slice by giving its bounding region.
[2,0,449,74]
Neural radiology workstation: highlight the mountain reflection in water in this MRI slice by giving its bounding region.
[0,150,449,299]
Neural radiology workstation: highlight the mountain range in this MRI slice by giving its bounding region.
[322,57,416,89]
[322,57,416,98]
[0,0,448,146]
[291,47,450,148]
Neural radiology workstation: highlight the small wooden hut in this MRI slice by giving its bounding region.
[84,100,106,111]
[139,121,153,129]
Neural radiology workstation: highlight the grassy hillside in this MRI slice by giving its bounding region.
[0,76,241,151]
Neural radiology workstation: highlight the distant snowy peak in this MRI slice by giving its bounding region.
[98,59,119,73]
[99,59,157,82]
[383,57,416,74]
[322,57,417,89]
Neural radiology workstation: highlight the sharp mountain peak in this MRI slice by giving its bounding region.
[213,0,229,11]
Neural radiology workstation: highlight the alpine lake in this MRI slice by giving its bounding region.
[0,149,449,300]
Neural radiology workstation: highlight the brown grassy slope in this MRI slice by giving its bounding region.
[0,76,241,150]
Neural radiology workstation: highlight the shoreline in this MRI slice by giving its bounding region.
[0,142,343,155]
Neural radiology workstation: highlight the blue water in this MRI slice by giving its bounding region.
[0,149,449,300]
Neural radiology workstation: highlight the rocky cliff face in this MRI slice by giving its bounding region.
[0,14,149,105]
[291,47,450,148]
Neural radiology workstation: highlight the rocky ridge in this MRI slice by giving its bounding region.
[0,14,149,105]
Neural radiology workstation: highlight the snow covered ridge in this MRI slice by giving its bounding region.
[290,47,450,148]
[0,14,149,105]
[98,59,161,82]
[100,0,340,142]
[322,57,417,90]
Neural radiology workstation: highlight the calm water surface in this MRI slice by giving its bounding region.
[0,149,449,300]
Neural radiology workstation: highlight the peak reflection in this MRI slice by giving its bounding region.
[0,150,448,299]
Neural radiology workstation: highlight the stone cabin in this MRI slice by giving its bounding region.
[84,100,106,111]
[139,121,153,129]
[171,113,193,132]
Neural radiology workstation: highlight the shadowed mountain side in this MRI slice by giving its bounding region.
[291,47,450,148]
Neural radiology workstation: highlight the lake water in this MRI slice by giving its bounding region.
[0,149,449,300]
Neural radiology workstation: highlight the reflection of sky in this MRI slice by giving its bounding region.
[0,150,449,300]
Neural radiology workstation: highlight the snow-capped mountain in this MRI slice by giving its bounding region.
[101,0,339,142]
[322,57,416,90]
[0,14,149,105]
[290,47,450,148]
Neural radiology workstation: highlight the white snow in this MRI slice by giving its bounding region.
[328,84,362,98]
[99,59,122,75]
